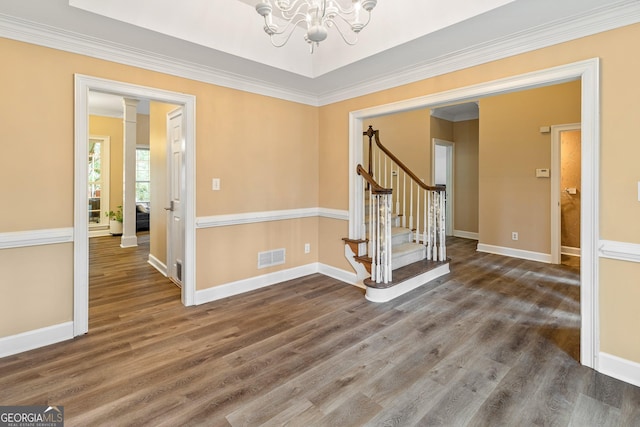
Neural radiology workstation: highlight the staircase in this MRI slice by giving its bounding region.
[343,126,450,302]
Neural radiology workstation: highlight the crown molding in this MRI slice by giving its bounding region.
[0,13,319,106]
[317,0,640,105]
[2,1,640,107]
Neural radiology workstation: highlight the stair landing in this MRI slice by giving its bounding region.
[363,258,450,303]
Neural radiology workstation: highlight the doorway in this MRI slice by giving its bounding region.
[432,139,454,236]
[74,74,197,336]
[348,58,600,369]
[551,124,581,265]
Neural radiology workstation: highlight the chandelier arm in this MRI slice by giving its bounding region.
[326,18,359,45]
[330,0,356,14]
[264,15,307,37]
[333,9,372,31]
[279,2,311,21]
[268,18,309,47]
[275,0,308,14]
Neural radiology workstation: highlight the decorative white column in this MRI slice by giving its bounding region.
[121,98,139,248]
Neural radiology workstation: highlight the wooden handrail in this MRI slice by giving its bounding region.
[357,165,392,194]
[364,125,445,192]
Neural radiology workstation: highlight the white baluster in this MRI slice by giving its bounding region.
[384,155,388,188]
[415,187,420,243]
[426,191,432,260]
[402,173,406,228]
[385,194,393,283]
[423,189,427,246]
[361,185,366,241]
[440,190,446,261]
[409,181,414,232]
[369,190,376,280]
[395,169,400,217]
[432,192,438,261]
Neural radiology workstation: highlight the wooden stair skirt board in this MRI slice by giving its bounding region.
[364,258,450,303]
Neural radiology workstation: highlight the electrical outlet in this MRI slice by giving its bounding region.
[512,232,519,241]
[304,243,310,254]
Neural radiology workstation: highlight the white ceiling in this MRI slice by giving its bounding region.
[1,0,639,106]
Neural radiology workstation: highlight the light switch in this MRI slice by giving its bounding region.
[212,178,220,191]
[536,168,550,178]
[638,181,640,201]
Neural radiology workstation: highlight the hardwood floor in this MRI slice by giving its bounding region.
[1,235,639,426]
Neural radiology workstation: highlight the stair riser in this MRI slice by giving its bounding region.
[392,246,426,270]
[392,231,412,246]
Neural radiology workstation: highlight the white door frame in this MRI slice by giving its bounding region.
[74,74,197,336]
[348,58,600,370]
[432,138,454,236]
[551,123,581,264]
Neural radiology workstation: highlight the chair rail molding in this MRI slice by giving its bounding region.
[599,240,640,263]
[0,227,74,249]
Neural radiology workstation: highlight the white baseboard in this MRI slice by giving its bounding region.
[89,229,111,238]
[453,230,479,240]
[195,263,357,305]
[148,254,168,276]
[318,263,361,287]
[0,321,73,358]
[561,246,581,257]
[477,243,551,264]
[599,352,640,388]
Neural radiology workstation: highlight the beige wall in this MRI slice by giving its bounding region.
[137,113,150,147]
[561,130,581,249]
[3,21,640,364]
[196,217,319,288]
[453,119,479,234]
[479,81,581,253]
[0,244,73,336]
[366,108,431,184]
[430,115,454,144]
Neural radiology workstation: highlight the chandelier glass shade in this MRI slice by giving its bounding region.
[255,0,378,53]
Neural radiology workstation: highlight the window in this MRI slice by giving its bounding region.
[88,136,110,226]
[136,147,150,203]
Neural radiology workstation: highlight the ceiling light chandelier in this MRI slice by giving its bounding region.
[255,0,378,53]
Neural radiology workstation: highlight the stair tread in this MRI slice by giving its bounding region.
[391,227,411,236]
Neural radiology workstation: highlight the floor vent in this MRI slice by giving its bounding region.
[258,248,286,269]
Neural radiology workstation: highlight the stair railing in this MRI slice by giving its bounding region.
[364,125,447,262]
[357,165,393,284]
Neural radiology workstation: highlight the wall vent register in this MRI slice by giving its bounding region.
[258,248,286,269]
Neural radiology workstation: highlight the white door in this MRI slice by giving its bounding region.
[433,139,454,236]
[167,108,185,287]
